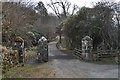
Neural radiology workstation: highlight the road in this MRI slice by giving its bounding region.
[48,41,118,78]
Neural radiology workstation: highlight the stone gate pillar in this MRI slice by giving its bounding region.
[82,36,93,61]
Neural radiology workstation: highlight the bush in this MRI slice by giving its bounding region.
[15,36,24,42]
[1,46,19,73]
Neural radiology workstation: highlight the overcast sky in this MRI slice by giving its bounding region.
[31,0,119,13]
[2,0,119,13]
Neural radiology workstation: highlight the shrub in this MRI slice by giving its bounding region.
[1,46,19,73]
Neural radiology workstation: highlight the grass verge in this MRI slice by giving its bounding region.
[3,64,55,78]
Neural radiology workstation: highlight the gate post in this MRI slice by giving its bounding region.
[82,36,93,61]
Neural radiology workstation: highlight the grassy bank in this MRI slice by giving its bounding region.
[25,47,37,61]
[3,64,55,78]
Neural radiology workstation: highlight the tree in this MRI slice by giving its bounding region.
[47,0,79,43]
[2,2,38,47]
[62,7,89,49]
[62,1,118,50]
[111,2,120,49]
[92,1,119,49]
[35,1,48,16]
[94,1,119,49]
[47,0,78,18]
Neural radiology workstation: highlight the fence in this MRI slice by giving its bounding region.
[73,48,118,61]
[73,48,83,60]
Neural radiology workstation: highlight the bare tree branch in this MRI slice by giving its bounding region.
[47,0,79,18]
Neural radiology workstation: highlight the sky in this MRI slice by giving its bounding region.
[31,0,119,13]
[3,0,119,13]
[1,0,119,11]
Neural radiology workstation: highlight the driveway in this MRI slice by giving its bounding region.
[48,41,118,78]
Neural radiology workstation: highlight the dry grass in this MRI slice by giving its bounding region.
[3,64,55,78]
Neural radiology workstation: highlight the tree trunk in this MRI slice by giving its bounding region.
[117,18,120,49]
[59,31,62,43]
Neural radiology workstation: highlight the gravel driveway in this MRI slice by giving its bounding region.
[48,41,118,78]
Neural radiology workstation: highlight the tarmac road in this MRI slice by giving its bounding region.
[48,41,118,78]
